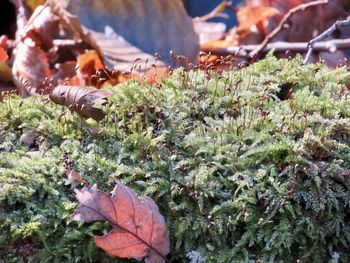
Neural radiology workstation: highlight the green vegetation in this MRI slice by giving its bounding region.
[1,55,350,262]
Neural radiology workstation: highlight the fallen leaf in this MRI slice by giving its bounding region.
[19,131,40,147]
[0,47,8,63]
[78,50,104,75]
[73,182,170,263]
[48,1,103,56]
[61,0,199,70]
[12,42,52,96]
[76,50,105,85]
[24,0,46,12]
[237,5,279,35]
[49,85,112,121]
[66,169,87,186]
[52,61,77,83]
[0,35,8,49]
[90,69,134,88]
[12,4,60,96]
[21,4,60,48]
[0,62,13,83]
[63,152,87,186]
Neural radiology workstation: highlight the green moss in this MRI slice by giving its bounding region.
[1,55,350,262]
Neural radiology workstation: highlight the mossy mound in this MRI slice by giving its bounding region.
[1,55,350,262]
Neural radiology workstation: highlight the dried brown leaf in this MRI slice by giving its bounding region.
[61,0,199,71]
[73,182,169,263]
[0,57,13,84]
[12,42,52,96]
[20,5,60,48]
[12,5,59,96]
[48,0,103,57]
[52,61,77,83]
[49,85,112,121]
[66,169,87,186]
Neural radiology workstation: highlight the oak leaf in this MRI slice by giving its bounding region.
[73,182,170,263]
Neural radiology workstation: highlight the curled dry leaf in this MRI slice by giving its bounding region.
[49,85,112,121]
[73,182,170,263]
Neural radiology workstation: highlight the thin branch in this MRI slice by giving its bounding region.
[193,1,235,23]
[201,38,350,58]
[249,0,328,59]
[303,16,350,64]
[52,39,90,50]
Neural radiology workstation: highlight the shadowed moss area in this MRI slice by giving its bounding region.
[1,55,350,262]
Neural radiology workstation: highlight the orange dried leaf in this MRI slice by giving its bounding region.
[76,50,106,85]
[66,169,87,186]
[0,47,8,63]
[77,50,105,76]
[200,39,238,50]
[237,5,279,32]
[92,69,134,88]
[73,182,170,263]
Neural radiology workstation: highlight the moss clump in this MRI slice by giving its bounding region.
[1,55,350,262]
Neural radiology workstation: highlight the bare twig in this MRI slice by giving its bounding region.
[201,38,350,58]
[52,39,90,50]
[303,16,350,64]
[193,1,234,23]
[249,0,328,59]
